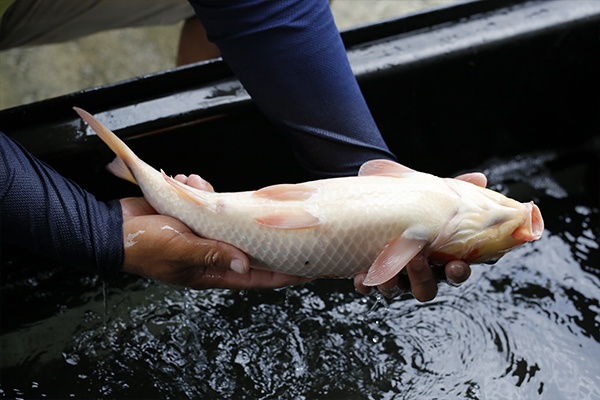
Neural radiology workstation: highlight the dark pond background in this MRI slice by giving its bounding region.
[1,140,599,399]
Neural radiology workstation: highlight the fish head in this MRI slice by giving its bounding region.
[463,200,544,264]
[431,183,544,265]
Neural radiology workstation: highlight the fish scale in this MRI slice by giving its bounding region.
[157,177,426,277]
[74,107,544,286]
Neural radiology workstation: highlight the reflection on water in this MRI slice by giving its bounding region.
[1,146,599,399]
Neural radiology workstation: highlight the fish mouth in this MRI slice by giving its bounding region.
[512,202,544,242]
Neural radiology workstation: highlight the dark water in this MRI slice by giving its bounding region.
[1,144,599,399]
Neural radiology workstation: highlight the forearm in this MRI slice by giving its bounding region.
[0,132,124,277]
[189,0,396,177]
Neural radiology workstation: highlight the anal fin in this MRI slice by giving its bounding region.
[363,236,427,286]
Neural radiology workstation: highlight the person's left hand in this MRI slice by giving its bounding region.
[353,172,487,302]
[119,174,311,290]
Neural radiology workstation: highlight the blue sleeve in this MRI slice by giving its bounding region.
[188,0,396,177]
[0,132,124,278]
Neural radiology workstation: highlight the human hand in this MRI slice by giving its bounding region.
[353,172,487,302]
[120,174,310,290]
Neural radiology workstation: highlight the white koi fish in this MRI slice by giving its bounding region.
[75,107,544,286]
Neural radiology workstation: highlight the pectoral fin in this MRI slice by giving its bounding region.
[363,236,427,286]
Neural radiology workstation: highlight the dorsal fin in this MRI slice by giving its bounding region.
[254,184,317,201]
[358,159,414,178]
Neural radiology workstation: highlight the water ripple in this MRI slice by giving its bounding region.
[3,150,599,400]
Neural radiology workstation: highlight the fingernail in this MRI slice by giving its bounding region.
[230,259,247,274]
[448,263,468,279]
[446,278,462,288]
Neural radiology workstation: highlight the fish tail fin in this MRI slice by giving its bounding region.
[73,107,138,185]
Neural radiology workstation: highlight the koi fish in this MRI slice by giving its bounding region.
[74,107,544,286]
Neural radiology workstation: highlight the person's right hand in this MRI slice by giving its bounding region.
[353,172,487,302]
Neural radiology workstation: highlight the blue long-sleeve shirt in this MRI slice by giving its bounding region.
[189,0,395,177]
[1,0,396,270]
[0,132,124,276]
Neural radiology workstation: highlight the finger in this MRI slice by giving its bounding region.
[120,197,157,217]
[354,272,408,298]
[445,260,471,286]
[191,268,312,290]
[174,174,189,184]
[377,275,401,298]
[173,174,214,192]
[353,272,374,295]
[395,272,411,296]
[187,174,215,192]
[179,233,250,274]
[454,172,487,188]
[405,254,437,302]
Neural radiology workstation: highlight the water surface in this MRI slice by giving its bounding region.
[1,145,599,399]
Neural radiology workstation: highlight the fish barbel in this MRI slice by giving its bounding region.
[75,107,544,286]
